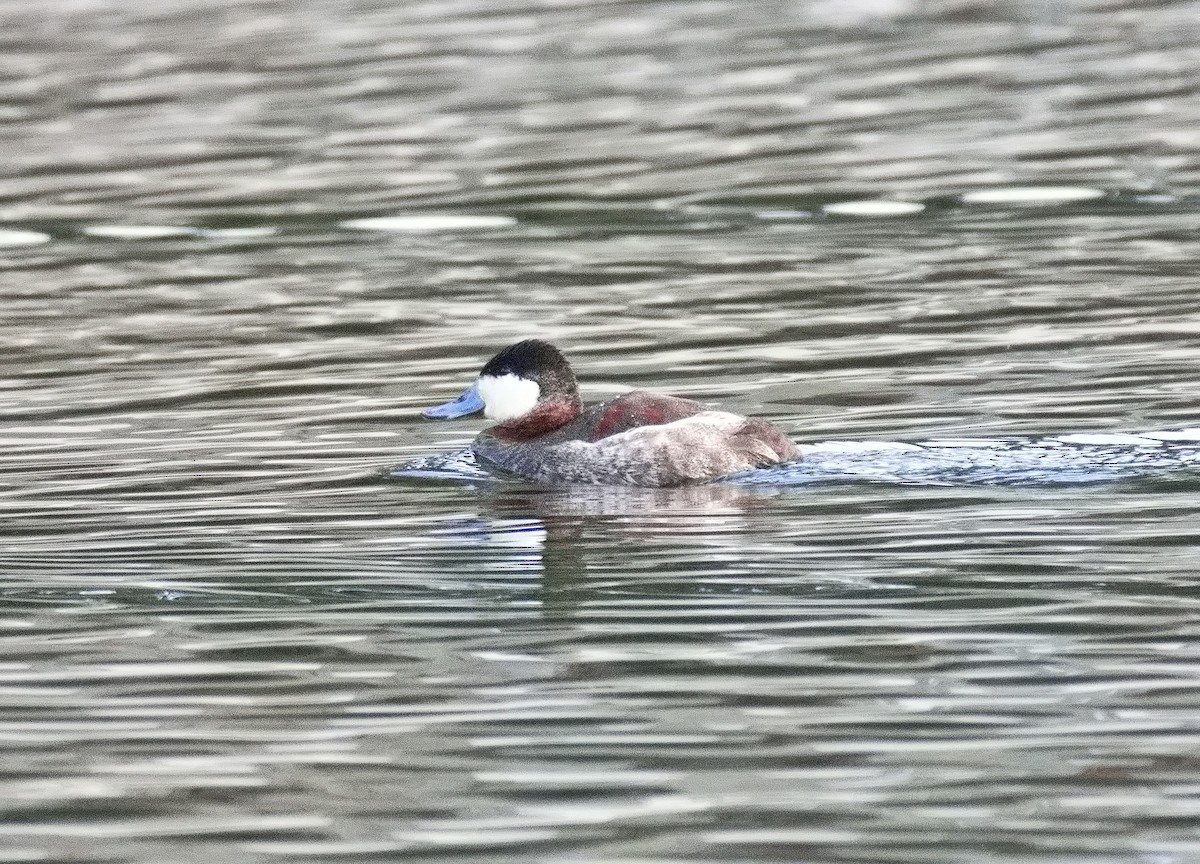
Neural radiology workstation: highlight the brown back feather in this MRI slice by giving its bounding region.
[729,419,800,466]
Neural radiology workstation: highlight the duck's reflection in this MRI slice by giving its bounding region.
[478,480,783,520]
[426,481,785,615]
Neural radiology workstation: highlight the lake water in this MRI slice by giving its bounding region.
[4,0,1200,861]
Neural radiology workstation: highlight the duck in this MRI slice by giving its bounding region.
[422,340,799,486]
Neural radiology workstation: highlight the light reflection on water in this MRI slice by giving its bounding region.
[3,0,1200,861]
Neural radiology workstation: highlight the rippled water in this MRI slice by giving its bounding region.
[4,0,1200,861]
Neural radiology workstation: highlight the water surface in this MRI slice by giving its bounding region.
[3,0,1200,862]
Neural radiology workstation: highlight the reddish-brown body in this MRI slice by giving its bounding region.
[477,390,799,486]
[590,392,706,440]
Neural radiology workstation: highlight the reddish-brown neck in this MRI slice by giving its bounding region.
[491,400,581,442]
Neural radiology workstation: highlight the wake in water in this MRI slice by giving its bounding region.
[392,430,1200,487]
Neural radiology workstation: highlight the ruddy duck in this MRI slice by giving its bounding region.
[422,340,799,486]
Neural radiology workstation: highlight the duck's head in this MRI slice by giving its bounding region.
[422,340,583,435]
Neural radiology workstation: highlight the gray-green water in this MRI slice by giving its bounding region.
[4,0,1200,861]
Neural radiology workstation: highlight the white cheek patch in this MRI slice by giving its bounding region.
[476,374,540,422]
